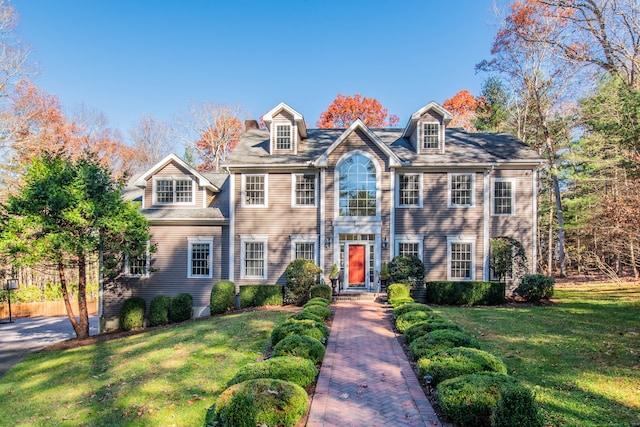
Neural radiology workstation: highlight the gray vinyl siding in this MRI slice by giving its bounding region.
[233,171,320,285]
[489,168,536,272]
[102,224,227,318]
[395,171,485,281]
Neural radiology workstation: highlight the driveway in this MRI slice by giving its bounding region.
[0,315,99,379]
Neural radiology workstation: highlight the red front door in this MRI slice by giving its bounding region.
[348,245,366,286]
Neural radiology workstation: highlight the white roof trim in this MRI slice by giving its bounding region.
[262,102,308,138]
[314,119,402,167]
[402,101,454,138]
[134,153,220,192]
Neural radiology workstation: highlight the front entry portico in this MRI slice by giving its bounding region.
[336,233,380,291]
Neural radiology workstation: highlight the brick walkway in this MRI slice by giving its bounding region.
[306,300,442,427]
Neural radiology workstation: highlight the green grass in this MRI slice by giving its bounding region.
[0,309,292,427]
[434,282,640,427]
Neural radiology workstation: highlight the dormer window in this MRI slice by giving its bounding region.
[275,124,292,150]
[154,177,194,205]
[422,123,440,149]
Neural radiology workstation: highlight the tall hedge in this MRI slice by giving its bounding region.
[239,285,283,308]
[426,281,505,305]
[119,296,146,331]
[210,280,236,314]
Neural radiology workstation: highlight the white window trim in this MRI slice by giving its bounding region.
[420,121,441,150]
[290,234,319,262]
[241,173,268,208]
[187,236,213,279]
[396,173,423,208]
[334,150,382,222]
[240,235,268,279]
[491,178,516,216]
[447,235,476,281]
[274,123,292,151]
[448,172,476,208]
[291,173,318,208]
[152,176,196,206]
[124,242,151,278]
[394,235,423,261]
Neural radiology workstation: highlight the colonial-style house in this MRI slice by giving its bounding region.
[100,101,543,325]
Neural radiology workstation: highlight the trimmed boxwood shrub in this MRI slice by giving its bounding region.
[387,283,410,300]
[389,296,414,307]
[169,293,192,323]
[272,335,326,365]
[303,298,329,308]
[310,284,332,300]
[410,329,480,359]
[229,356,318,388]
[301,304,331,320]
[148,295,171,326]
[239,284,284,308]
[437,373,540,427]
[210,280,235,315]
[284,259,322,305]
[212,379,308,427]
[515,274,554,302]
[270,319,329,346]
[292,310,324,323]
[388,255,426,285]
[426,281,505,306]
[491,384,544,427]
[395,310,437,333]
[393,303,433,317]
[404,319,461,344]
[119,296,146,331]
[418,347,508,385]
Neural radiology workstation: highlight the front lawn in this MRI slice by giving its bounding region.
[434,281,640,427]
[0,309,292,427]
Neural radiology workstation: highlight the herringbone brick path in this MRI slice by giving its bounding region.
[306,300,442,427]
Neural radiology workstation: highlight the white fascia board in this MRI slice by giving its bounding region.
[314,119,401,167]
[401,101,453,138]
[262,102,307,138]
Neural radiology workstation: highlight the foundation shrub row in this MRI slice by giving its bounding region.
[207,294,332,426]
[119,293,193,330]
[386,285,543,427]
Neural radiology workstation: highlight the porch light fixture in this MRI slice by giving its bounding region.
[324,237,332,248]
[3,278,19,324]
[382,237,388,249]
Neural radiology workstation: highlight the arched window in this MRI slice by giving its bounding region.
[338,154,377,216]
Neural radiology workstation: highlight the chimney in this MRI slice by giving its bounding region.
[244,119,259,130]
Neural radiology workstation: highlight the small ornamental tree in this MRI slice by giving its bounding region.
[284,259,322,305]
[388,255,426,286]
[490,237,529,284]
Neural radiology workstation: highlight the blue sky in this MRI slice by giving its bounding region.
[13,1,499,141]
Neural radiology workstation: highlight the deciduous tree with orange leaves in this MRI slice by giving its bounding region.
[316,94,399,128]
[443,90,479,131]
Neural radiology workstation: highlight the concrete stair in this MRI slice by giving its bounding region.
[333,292,384,302]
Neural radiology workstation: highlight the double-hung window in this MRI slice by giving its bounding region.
[154,178,194,205]
[422,122,440,149]
[125,244,150,278]
[447,236,476,281]
[492,179,515,215]
[449,173,474,207]
[398,242,419,258]
[241,236,268,279]
[188,237,213,278]
[275,124,292,150]
[293,174,316,207]
[243,174,267,207]
[398,174,421,207]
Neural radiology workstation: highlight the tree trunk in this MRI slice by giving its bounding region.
[547,190,554,277]
[58,261,83,338]
[76,254,90,340]
[551,173,566,277]
[631,241,639,279]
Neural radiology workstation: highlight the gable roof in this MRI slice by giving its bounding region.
[314,119,402,167]
[262,102,308,138]
[134,153,220,192]
[401,101,454,138]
